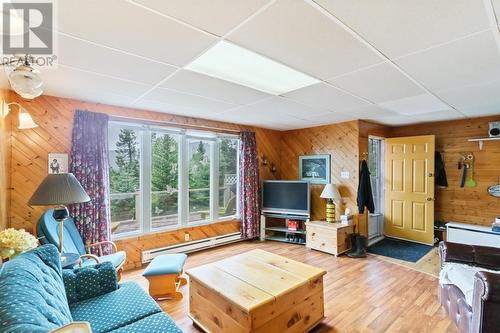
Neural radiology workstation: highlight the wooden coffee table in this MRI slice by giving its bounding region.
[186,249,326,333]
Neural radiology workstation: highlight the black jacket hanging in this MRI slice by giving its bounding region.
[357,160,375,214]
[435,151,448,188]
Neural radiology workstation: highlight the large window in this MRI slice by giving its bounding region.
[109,122,240,238]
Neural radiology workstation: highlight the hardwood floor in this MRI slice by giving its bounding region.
[123,240,457,333]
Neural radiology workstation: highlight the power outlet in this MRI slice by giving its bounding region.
[341,171,350,179]
[184,233,190,241]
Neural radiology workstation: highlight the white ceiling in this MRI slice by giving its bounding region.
[2,0,500,130]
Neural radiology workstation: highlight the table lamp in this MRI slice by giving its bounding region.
[29,173,90,255]
[320,183,342,223]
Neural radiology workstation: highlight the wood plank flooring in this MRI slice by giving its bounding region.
[123,240,457,333]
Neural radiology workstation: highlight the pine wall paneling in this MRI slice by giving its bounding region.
[6,92,281,268]
[0,89,10,230]
[280,121,360,225]
[390,116,500,226]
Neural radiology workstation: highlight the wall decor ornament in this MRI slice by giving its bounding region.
[299,154,331,184]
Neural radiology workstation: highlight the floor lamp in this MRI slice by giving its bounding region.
[29,173,90,260]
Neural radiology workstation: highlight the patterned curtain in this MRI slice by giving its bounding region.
[239,131,261,239]
[69,110,111,254]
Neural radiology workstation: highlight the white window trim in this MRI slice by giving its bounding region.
[110,121,240,240]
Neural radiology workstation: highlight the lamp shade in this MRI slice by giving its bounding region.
[320,183,342,202]
[18,108,38,129]
[29,173,91,206]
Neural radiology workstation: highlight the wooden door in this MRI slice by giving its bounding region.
[384,135,435,245]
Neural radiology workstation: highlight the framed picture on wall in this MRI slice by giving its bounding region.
[48,153,68,174]
[299,154,331,184]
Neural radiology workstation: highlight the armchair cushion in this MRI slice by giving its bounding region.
[70,282,162,333]
[38,209,86,255]
[63,262,118,304]
[80,251,126,269]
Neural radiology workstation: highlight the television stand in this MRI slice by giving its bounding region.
[260,214,310,245]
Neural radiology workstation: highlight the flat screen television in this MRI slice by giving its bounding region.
[262,180,310,217]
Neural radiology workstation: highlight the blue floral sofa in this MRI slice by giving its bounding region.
[0,244,181,333]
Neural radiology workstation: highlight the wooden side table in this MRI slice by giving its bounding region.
[305,221,354,256]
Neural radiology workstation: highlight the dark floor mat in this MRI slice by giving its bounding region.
[367,237,433,263]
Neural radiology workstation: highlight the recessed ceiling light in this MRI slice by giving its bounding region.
[185,41,320,95]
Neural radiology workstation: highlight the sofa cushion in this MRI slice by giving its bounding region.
[440,262,500,306]
[70,281,162,333]
[63,262,118,304]
[143,253,187,276]
[108,312,182,333]
[0,245,73,333]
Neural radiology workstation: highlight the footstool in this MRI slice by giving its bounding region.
[142,253,188,300]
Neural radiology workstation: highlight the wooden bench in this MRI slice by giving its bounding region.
[142,253,187,300]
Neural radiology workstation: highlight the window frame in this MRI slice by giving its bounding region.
[109,121,240,240]
[368,136,385,215]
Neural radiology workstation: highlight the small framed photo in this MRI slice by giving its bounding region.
[299,154,331,184]
[48,153,68,174]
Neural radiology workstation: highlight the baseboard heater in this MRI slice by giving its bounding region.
[142,232,242,263]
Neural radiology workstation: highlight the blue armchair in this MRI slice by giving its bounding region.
[36,209,126,279]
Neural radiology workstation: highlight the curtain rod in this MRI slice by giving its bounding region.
[108,115,241,134]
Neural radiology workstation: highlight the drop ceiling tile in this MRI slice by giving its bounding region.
[344,105,400,118]
[302,111,356,126]
[220,107,311,130]
[329,62,425,103]
[160,69,271,105]
[314,0,490,59]
[57,34,177,85]
[283,83,370,112]
[367,115,417,126]
[140,87,237,114]
[57,0,216,66]
[224,96,329,119]
[412,110,465,123]
[132,0,270,36]
[227,0,381,79]
[378,93,452,115]
[42,65,153,99]
[437,80,500,117]
[135,99,225,119]
[395,31,500,92]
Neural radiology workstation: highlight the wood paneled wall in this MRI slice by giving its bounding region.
[6,91,280,268]
[280,121,360,223]
[0,89,10,230]
[391,116,500,226]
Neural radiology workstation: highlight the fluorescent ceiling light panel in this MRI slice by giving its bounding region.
[185,41,320,95]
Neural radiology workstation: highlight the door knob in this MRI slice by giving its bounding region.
[426,197,433,201]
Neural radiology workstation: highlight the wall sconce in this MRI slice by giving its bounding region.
[270,162,277,174]
[261,155,268,166]
[2,102,38,129]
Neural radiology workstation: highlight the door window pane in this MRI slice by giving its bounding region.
[151,132,179,229]
[109,126,141,235]
[219,138,238,218]
[188,139,211,222]
[368,138,382,214]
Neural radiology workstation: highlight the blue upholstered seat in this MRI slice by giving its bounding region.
[142,253,187,277]
[37,209,126,270]
[0,245,181,333]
